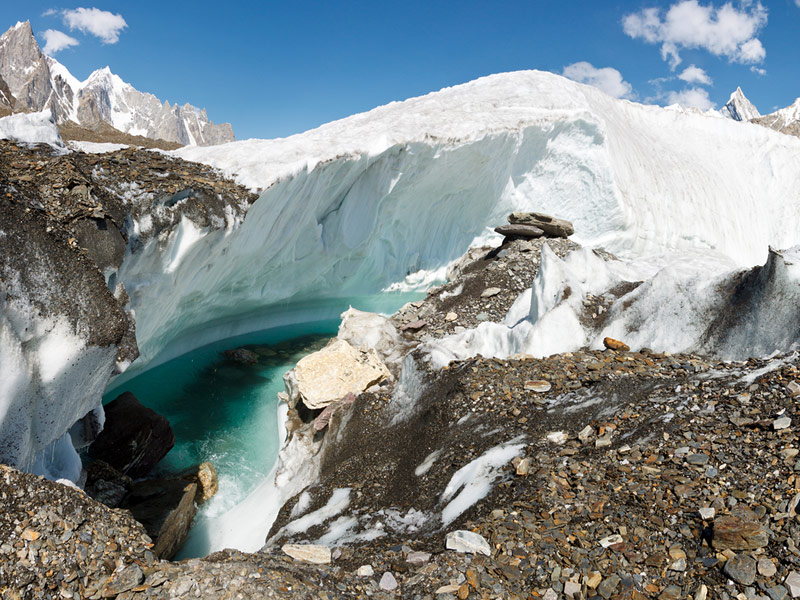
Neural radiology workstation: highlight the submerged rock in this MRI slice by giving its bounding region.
[223,347,259,365]
[88,391,175,478]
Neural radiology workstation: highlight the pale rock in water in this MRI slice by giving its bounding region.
[285,339,391,410]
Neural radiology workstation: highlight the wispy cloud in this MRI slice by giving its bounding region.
[562,62,635,99]
[678,64,713,85]
[623,1,767,69]
[41,29,79,54]
[61,7,127,44]
[41,9,58,17]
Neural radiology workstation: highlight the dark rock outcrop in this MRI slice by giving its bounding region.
[122,478,198,560]
[88,391,175,478]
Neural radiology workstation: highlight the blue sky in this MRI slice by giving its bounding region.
[1,1,798,140]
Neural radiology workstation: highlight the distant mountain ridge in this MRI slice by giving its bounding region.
[720,86,800,139]
[0,21,234,146]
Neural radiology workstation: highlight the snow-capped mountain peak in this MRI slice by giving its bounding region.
[720,87,761,122]
[0,21,234,146]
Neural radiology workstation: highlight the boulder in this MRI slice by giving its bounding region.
[88,392,175,478]
[122,478,198,560]
[494,223,544,238]
[508,212,574,238]
[285,339,391,410]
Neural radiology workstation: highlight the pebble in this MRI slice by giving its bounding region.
[785,572,800,597]
[524,379,551,392]
[760,558,778,578]
[546,431,567,444]
[774,417,792,430]
[699,507,716,520]
[357,565,374,577]
[380,571,398,591]
[564,580,582,597]
[599,534,623,548]
[444,312,458,322]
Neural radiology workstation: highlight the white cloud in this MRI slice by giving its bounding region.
[667,87,716,110]
[41,29,79,54]
[41,9,58,17]
[623,1,767,69]
[796,0,800,7]
[750,65,766,76]
[562,62,635,99]
[61,7,127,44]
[678,64,713,85]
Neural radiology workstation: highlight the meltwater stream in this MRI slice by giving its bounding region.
[102,293,423,558]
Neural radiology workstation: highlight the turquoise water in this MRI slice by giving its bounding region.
[102,292,424,526]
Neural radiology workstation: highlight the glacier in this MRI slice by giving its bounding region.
[128,69,800,377]
[3,68,800,555]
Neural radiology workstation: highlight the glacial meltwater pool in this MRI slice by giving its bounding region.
[102,292,424,557]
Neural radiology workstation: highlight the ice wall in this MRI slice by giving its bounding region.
[126,71,800,375]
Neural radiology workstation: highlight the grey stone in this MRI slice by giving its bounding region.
[725,554,757,586]
[786,572,800,598]
[767,585,788,600]
[759,558,778,578]
[101,564,143,596]
[494,223,544,238]
[564,581,582,598]
[773,417,792,430]
[598,574,621,598]
[687,453,709,465]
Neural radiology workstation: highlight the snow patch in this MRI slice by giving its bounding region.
[440,439,525,526]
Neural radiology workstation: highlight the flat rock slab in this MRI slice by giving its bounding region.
[508,211,574,237]
[446,530,491,556]
[282,544,332,564]
[494,224,544,238]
